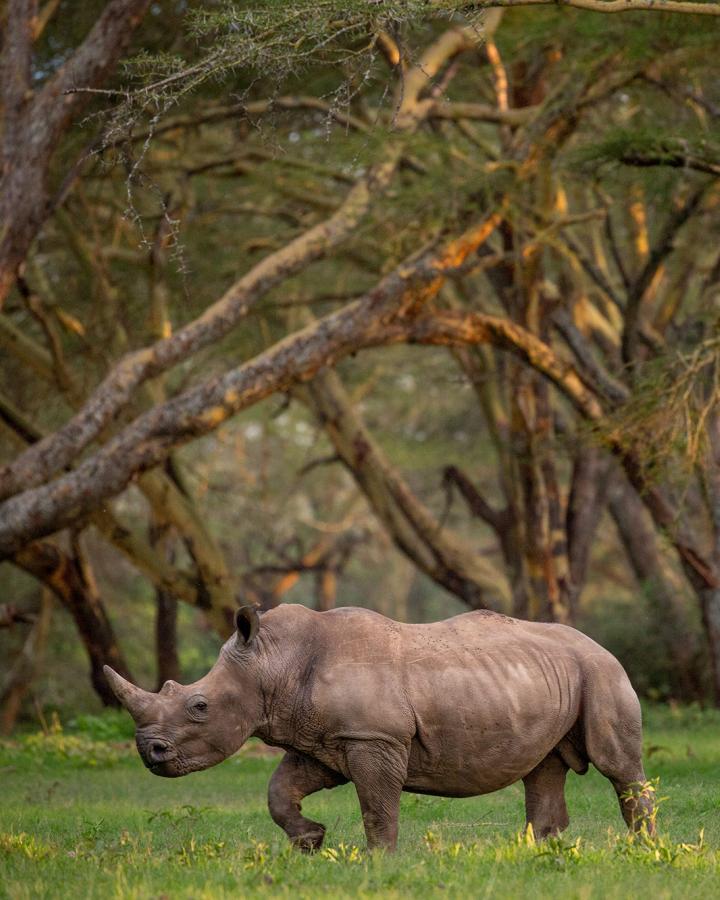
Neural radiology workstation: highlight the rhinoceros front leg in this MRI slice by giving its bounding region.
[522,750,570,839]
[268,751,347,851]
[345,740,408,852]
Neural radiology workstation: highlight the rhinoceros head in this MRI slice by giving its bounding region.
[104,605,263,777]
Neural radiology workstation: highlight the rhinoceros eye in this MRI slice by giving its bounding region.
[187,694,209,721]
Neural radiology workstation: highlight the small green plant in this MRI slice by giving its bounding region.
[423,828,441,851]
[320,842,363,863]
[147,804,215,826]
[535,835,583,868]
[177,837,229,865]
[243,839,272,871]
[0,832,53,861]
[67,822,140,861]
[613,829,708,867]
[515,822,537,847]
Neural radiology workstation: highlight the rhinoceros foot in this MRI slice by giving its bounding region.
[292,824,326,853]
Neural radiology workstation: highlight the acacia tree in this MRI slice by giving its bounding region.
[0,0,153,308]
[1,1,719,704]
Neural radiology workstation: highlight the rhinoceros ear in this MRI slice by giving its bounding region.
[236,605,260,645]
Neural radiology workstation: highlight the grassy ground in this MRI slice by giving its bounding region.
[1,705,719,899]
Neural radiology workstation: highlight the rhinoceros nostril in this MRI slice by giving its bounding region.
[149,740,171,762]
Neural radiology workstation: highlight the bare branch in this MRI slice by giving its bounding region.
[443,465,507,532]
[1,1,35,159]
[0,604,36,629]
[619,148,720,177]
[300,368,509,607]
[32,0,62,40]
[430,100,534,126]
[623,182,711,364]
[467,0,720,15]
[552,306,629,405]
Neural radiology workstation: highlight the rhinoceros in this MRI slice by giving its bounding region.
[104,604,654,850]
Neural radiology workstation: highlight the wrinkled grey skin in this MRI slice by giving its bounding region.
[105,605,655,851]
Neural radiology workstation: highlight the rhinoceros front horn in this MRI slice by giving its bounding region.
[103,665,152,720]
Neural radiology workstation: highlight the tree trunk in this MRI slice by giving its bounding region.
[0,0,152,309]
[697,586,720,705]
[608,474,704,700]
[315,568,337,612]
[139,467,236,635]
[152,516,181,689]
[565,447,611,618]
[13,536,133,706]
[0,588,53,734]
[155,589,180,689]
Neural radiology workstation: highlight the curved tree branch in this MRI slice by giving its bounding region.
[469,0,720,15]
[0,25,482,503]
[299,368,510,608]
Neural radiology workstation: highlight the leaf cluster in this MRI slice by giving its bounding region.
[603,333,720,482]
[573,127,720,174]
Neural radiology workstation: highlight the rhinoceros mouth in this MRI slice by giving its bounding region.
[143,752,200,778]
[147,760,183,778]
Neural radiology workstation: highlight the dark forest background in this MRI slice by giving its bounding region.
[1,0,719,729]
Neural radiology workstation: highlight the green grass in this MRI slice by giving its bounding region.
[1,705,719,899]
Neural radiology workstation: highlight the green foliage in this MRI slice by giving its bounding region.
[497,8,716,62]
[122,0,481,104]
[572,127,720,174]
[601,335,720,484]
[66,711,136,742]
[0,716,128,770]
[0,731,123,769]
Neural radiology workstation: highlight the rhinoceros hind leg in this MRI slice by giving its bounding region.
[268,751,347,851]
[582,673,656,835]
[522,750,570,839]
[610,776,656,836]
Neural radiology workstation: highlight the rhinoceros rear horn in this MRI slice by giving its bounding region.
[103,666,152,720]
[235,605,259,645]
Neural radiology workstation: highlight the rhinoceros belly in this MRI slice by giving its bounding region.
[403,643,581,797]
